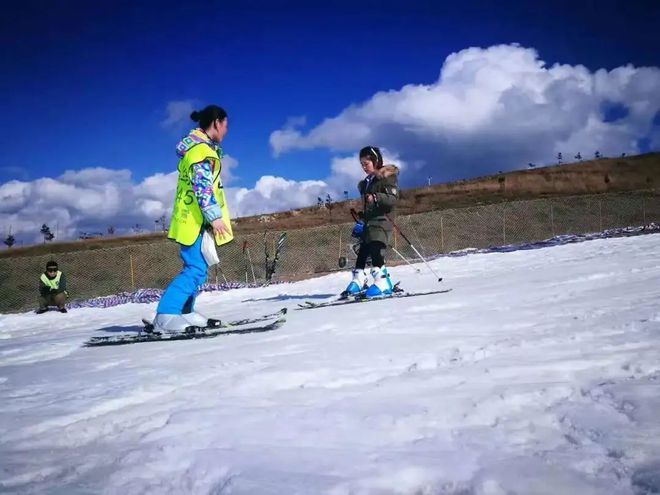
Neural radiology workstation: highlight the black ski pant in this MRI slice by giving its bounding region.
[355,241,386,270]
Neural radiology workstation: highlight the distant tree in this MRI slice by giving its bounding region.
[528,163,536,168]
[154,214,168,232]
[107,226,115,235]
[4,234,15,248]
[621,152,626,158]
[343,190,349,201]
[132,223,142,233]
[40,224,54,243]
[317,197,324,208]
[325,194,334,216]
[557,152,563,165]
[594,150,601,159]
[575,152,582,161]
[427,176,432,187]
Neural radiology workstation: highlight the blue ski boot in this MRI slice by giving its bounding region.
[365,266,393,298]
[342,269,368,298]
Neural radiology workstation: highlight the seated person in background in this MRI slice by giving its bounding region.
[36,260,68,314]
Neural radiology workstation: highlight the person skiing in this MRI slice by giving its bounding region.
[36,260,68,313]
[344,146,399,298]
[154,104,234,333]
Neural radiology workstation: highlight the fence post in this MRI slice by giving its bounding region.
[550,202,555,237]
[129,254,136,290]
[440,214,444,253]
[502,203,507,244]
[642,196,647,226]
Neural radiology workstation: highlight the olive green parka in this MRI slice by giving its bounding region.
[357,164,399,246]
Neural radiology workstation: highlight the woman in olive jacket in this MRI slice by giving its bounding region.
[344,146,399,298]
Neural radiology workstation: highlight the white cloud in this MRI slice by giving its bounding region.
[269,44,660,182]
[221,155,239,185]
[0,141,416,246]
[161,100,197,130]
[226,176,327,218]
[224,148,408,217]
[325,149,407,193]
[0,168,172,244]
[0,150,355,245]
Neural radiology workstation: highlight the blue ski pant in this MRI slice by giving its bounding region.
[157,233,208,314]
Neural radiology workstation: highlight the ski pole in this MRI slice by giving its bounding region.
[392,247,421,273]
[385,214,443,282]
[246,246,257,284]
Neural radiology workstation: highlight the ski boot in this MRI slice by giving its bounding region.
[149,314,200,335]
[364,266,394,298]
[183,311,223,329]
[341,269,368,299]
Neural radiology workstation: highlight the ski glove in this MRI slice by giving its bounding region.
[351,221,364,238]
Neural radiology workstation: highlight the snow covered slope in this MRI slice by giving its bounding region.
[1,234,660,494]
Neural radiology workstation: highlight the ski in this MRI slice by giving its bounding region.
[219,307,287,326]
[85,309,287,347]
[143,307,287,330]
[295,288,453,310]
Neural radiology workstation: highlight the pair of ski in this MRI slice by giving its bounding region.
[85,308,287,347]
[295,283,453,310]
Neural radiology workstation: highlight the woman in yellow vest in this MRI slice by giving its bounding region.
[154,105,234,333]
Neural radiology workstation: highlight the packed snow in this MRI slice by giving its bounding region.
[1,233,660,495]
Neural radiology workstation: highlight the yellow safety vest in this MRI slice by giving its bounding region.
[168,139,234,247]
[40,271,62,290]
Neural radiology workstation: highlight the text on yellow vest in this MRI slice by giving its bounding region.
[168,142,234,246]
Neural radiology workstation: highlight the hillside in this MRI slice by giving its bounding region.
[234,152,660,232]
[2,152,658,259]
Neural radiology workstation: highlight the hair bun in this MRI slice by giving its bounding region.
[190,110,200,122]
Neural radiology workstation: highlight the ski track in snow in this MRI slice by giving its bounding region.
[1,234,660,494]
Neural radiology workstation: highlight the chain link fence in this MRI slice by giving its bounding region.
[1,190,658,313]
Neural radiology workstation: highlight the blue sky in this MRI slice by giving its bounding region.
[1,0,659,243]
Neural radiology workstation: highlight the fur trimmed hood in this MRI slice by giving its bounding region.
[375,164,399,178]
